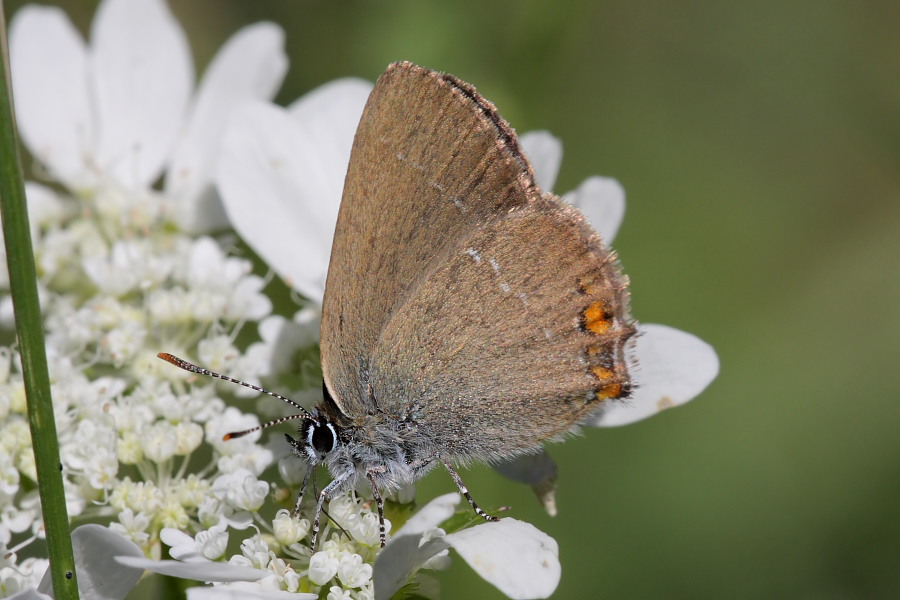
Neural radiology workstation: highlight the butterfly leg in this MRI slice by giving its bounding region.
[311,472,351,550]
[291,464,314,517]
[365,470,387,547]
[442,459,500,523]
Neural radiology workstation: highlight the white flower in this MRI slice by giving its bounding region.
[177,238,272,322]
[102,318,149,368]
[238,534,277,571]
[173,422,205,456]
[217,79,373,301]
[141,421,179,464]
[195,526,230,561]
[0,453,20,496]
[374,493,560,600]
[162,524,229,562]
[327,586,354,600]
[211,469,269,512]
[109,479,164,516]
[109,508,151,546]
[308,551,340,586]
[83,239,174,296]
[272,509,309,547]
[327,494,390,548]
[9,0,287,233]
[336,553,373,588]
[196,497,231,530]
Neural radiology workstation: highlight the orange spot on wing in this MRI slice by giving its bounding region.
[583,301,611,335]
[596,382,623,400]
[591,366,614,381]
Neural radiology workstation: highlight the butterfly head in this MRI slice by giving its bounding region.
[289,413,340,466]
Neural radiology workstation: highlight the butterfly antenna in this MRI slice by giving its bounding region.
[157,352,314,440]
[222,413,310,441]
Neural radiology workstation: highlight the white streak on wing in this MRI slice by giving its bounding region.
[466,248,482,263]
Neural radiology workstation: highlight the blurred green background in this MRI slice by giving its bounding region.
[6,0,899,598]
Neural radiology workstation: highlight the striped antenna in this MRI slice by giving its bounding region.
[222,412,309,441]
[157,353,313,440]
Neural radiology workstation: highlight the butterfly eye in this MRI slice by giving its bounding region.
[309,422,337,454]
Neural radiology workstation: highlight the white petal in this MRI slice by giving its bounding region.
[589,323,719,427]
[493,451,559,516]
[216,80,369,301]
[374,494,460,600]
[36,524,145,600]
[161,528,203,561]
[215,103,329,301]
[90,0,193,187]
[187,582,315,600]
[444,519,560,600]
[395,492,460,538]
[115,556,267,583]
[520,131,563,193]
[24,182,69,240]
[256,311,320,375]
[7,590,51,600]
[286,77,373,213]
[564,176,626,244]
[9,6,94,189]
[167,22,288,233]
[160,527,194,547]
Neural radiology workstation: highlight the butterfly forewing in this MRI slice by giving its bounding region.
[321,62,541,418]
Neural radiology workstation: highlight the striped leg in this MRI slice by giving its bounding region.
[310,473,350,551]
[291,464,313,517]
[366,471,387,547]
[442,459,500,522]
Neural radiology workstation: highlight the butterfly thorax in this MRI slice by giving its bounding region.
[309,399,439,494]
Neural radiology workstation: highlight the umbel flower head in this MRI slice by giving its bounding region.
[1,1,717,599]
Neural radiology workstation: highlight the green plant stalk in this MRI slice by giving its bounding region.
[0,6,79,599]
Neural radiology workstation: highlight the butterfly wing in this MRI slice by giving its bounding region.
[369,196,636,461]
[321,62,635,461]
[321,62,539,417]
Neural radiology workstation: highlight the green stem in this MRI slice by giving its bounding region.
[0,5,79,600]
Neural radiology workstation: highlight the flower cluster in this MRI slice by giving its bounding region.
[157,495,388,598]
[0,1,408,598]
